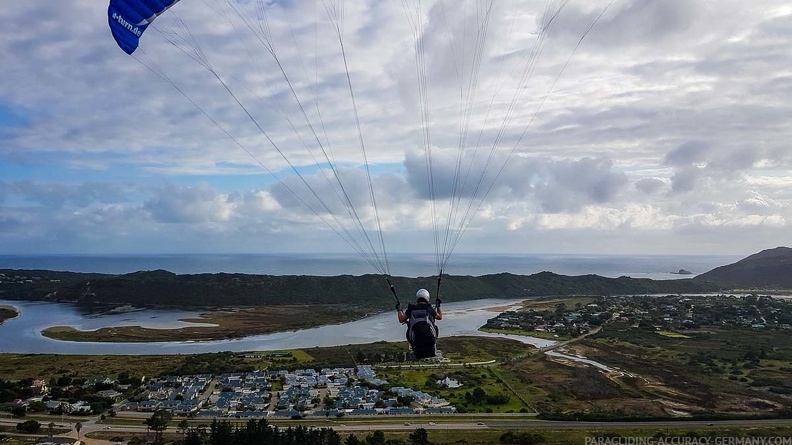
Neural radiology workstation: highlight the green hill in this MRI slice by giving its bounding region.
[693,246,792,289]
[1,268,723,310]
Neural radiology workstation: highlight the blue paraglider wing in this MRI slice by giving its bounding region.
[108,0,181,54]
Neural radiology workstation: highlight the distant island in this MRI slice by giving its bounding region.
[670,269,693,275]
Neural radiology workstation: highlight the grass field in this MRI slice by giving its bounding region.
[578,322,792,414]
[656,331,691,338]
[518,296,595,311]
[0,336,528,381]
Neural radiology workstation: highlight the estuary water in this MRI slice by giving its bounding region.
[0,298,552,355]
[0,252,741,355]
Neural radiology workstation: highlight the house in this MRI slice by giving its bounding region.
[31,379,48,395]
[68,401,93,414]
[45,401,69,412]
[85,377,115,386]
[97,389,124,401]
[436,377,461,388]
[138,400,163,412]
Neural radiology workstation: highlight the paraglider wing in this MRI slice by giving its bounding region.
[108,0,181,54]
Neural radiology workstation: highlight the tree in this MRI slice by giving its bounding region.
[397,395,414,407]
[27,401,47,412]
[365,430,386,445]
[409,427,430,445]
[10,406,26,417]
[185,429,204,445]
[470,387,487,405]
[209,419,233,445]
[48,421,55,437]
[177,419,190,437]
[144,409,172,445]
[75,422,82,440]
[345,434,362,445]
[16,420,41,433]
[56,376,72,387]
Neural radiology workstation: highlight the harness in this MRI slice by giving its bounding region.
[406,303,438,355]
[388,273,443,359]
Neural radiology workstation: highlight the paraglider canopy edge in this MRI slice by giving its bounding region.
[108,0,182,55]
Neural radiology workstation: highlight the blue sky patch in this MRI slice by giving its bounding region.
[0,101,29,128]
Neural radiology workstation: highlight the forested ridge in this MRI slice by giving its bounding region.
[1,268,722,310]
[694,246,792,288]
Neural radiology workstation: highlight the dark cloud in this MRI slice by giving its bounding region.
[404,151,627,213]
[551,0,699,50]
[531,157,628,213]
[708,148,760,173]
[634,178,666,195]
[669,167,702,194]
[663,141,710,167]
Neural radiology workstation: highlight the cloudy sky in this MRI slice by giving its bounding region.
[1,0,791,266]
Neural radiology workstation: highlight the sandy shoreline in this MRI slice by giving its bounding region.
[0,304,19,314]
[0,304,20,325]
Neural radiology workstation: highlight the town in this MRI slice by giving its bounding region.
[119,365,456,418]
[483,294,792,338]
[1,365,457,423]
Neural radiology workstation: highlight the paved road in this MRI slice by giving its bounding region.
[55,417,792,433]
[3,415,791,443]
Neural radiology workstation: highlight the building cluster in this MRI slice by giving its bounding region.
[603,294,792,330]
[486,294,792,337]
[0,272,59,285]
[485,303,604,337]
[117,366,455,418]
[0,378,117,415]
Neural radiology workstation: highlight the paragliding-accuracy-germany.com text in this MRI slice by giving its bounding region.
[585,437,792,445]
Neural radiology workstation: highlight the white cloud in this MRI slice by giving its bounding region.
[143,185,238,224]
[0,0,791,259]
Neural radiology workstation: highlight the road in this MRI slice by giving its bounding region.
[0,416,119,445]
[3,415,791,443]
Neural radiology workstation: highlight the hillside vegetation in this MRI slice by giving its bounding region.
[1,268,722,310]
[694,246,792,288]
[4,246,791,309]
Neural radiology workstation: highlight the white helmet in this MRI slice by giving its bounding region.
[416,288,430,303]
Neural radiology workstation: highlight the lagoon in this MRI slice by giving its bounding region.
[0,298,553,355]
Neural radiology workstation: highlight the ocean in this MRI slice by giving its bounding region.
[0,253,741,279]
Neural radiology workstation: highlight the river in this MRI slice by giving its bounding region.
[0,298,555,355]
